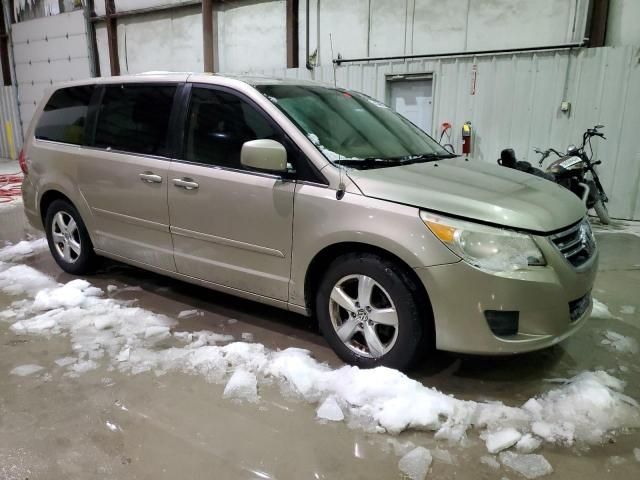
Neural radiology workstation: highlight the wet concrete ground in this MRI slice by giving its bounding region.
[1,205,639,479]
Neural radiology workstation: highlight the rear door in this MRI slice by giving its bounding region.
[168,85,295,300]
[77,83,178,271]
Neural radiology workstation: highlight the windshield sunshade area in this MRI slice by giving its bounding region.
[256,84,452,168]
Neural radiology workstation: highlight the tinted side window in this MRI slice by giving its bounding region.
[35,86,93,145]
[184,88,280,168]
[94,85,176,156]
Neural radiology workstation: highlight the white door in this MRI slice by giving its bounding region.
[389,79,433,135]
[11,10,92,135]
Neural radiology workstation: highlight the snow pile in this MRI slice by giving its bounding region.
[1,241,640,458]
[601,331,639,355]
[398,447,432,480]
[499,451,553,479]
[0,238,47,262]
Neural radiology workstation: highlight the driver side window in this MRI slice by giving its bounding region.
[183,87,280,168]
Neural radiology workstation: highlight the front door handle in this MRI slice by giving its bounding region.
[139,172,163,184]
[173,178,199,190]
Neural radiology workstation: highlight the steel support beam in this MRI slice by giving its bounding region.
[105,0,119,76]
[202,0,214,72]
[286,0,299,68]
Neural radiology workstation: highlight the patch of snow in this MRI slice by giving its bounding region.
[480,455,501,469]
[241,332,254,342]
[592,220,640,239]
[107,285,118,293]
[105,421,121,432]
[0,264,57,295]
[10,364,44,376]
[1,263,639,452]
[223,368,258,402]
[620,305,636,315]
[485,428,522,453]
[431,448,454,465]
[591,299,619,319]
[601,331,639,355]
[0,238,47,262]
[227,318,238,324]
[398,447,432,480]
[634,447,640,462]
[516,434,542,453]
[316,396,344,422]
[607,455,626,465]
[499,452,553,479]
[177,309,199,319]
[54,357,76,367]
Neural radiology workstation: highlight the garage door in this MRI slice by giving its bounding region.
[11,10,91,135]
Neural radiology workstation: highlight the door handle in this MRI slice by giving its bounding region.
[139,172,163,184]
[172,178,199,190]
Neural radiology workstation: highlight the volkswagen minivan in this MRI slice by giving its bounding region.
[20,73,598,370]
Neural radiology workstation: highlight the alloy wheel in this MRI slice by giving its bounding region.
[51,211,81,263]
[328,274,399,358]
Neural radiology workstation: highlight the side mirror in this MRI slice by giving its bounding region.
[241,139,287,173]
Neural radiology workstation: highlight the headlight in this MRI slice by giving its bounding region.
[420,212,546,272]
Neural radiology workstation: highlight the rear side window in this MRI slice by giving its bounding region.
[35,85,93,145]
[94,84,176,156]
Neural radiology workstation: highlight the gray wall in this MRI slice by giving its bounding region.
[299,0,591,67]
[257,46,640,221]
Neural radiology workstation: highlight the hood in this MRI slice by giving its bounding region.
[347,158,586,233]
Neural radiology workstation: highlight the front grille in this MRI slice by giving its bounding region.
[569,292,591,322]
[549,219,596,268]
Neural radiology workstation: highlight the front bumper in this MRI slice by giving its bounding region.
[416,244,598,355]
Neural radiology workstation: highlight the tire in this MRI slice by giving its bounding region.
[593,199,611,225]
[316,252,430,371]
[44,199,97,275]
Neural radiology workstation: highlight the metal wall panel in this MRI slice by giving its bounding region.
[11,10,91,135]
[0,86,22,160]
[252,46,640,220]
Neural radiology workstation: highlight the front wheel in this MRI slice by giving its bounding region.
[593,199,611,225]
[316,253,430,371]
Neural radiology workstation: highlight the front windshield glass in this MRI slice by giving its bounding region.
[255,84,452,167]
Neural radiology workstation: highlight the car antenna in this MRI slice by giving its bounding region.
[329,33,346,200]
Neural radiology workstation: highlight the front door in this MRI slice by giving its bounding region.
[168,86,294,301]
[78,83,177,271]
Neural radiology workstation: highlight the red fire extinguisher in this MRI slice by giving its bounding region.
[462,121,472,156]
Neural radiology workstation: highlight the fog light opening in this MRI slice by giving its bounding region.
[484,310,519,337]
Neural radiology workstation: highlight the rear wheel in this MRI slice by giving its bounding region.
[593,199,611,225]
[45,199,97,274]
[316,253,429,371]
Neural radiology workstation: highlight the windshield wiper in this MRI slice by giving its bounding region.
[333,157,403,169]
[334,153,457,170]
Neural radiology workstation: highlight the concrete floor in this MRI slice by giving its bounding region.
[1,206,639,479]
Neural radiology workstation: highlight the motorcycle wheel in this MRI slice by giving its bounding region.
[593,199,611,225]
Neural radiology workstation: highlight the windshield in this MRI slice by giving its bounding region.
[255,84,452,168]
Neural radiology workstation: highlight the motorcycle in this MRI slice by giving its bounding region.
[498,125,611,224]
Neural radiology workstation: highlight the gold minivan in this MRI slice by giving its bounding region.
[21,73,598,370]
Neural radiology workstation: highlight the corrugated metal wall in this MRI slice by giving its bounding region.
[251,46,640,220]
[0,86,22,160]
